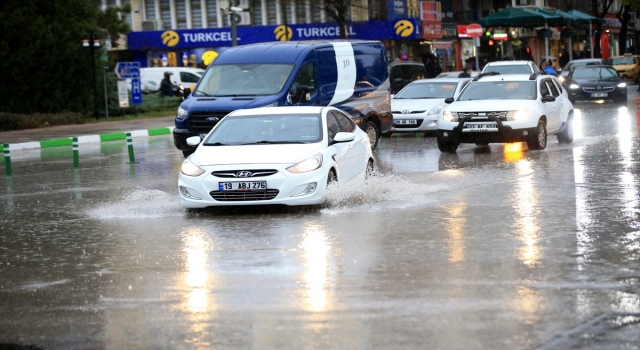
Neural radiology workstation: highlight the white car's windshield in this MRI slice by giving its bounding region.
[204,114,323,145]
[395,82,458,99]
[483,65,531,74]
[457,81,536,101]
[195,64,294,97]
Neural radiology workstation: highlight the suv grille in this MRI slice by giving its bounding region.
[457,111,508,121]
[211,169,278,178]
[188,111,231,133]
[210,189,279,201]
[582,86,615,93]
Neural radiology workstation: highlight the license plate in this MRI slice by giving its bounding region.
[462,123,498,132]
[219,181,267,191]
[591,93,607,97]
[395,119,418,125]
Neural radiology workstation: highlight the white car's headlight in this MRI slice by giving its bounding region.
[558,76,565,82]
[287,154,322,173]
[181,158,205,177]
[177,107,188,120]
[428,103,446,116]
[618,82,627,88]
[507,109,528,121]
[569,84,580,90]
[442,111,458,122]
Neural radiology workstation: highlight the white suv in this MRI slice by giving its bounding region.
[481,60,541,75]
[436,73,574,153]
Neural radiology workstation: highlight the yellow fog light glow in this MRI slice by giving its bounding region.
[181,158,205,177]
[287,154,322,173]
[507,109,527,120]
[569,84,580,89]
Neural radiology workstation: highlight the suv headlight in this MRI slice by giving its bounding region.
[618,82,627,88]
[428,103,446,116]
[442,111,458,122]
[287,154,322,173]
[181,158,205,177]
[569,84,580,90]
[177,107,188,121]
[507,109,528,121]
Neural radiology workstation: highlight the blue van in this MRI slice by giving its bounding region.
[173,40,391,157]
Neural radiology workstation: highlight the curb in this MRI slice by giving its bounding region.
[1,126,175,153]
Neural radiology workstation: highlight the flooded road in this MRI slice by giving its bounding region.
[1,103,640,349]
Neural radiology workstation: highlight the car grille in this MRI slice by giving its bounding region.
[582,86,615,93]
[391,110,426,114]
[211,169,278,178]
[210,189,280,201]
[457,111,508,121]
[188,111,232,133]
[395,119,424,128]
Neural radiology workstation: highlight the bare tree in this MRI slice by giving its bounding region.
[593,0,614,57]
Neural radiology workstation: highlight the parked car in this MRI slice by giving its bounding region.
[558,58,603,83]
[480,60,541,75]
[604,54,640,83]
[435,70,479,78]
[389,78,472,135]
[388,62,427,94]
[175,40,391,157]
[178,106,374,208]
[564,65,627,104]
[436,73,574,153]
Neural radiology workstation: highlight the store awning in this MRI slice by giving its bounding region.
[527,7,567,26]
[553,9,590,26]
[566,9,606,24]
[478,7,564,28]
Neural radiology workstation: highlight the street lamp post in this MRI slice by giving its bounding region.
[82,32,101,119]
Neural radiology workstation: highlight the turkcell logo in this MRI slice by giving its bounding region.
[161,30,180,47]
[394,20,414,37]
[274,25,292,41]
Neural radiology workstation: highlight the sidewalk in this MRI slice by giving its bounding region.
[0,115,175,152]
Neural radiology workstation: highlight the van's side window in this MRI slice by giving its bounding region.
[181,72,201,84]
[291,63,316,96]
[332,111,355,133]
[326,113,341,139]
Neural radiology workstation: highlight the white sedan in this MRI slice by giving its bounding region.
[389,78,472,135]
[178,106,374,208]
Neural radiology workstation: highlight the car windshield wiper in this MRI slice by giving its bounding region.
[195,90,214,97]
[203,142,226,146]
[214,94,258,97]
[242,140,305,145]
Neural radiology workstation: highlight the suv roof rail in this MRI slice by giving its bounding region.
[472,71,500,81]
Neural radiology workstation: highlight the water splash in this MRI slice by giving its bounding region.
[86,188,185,219]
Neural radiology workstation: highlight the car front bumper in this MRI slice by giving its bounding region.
[438,116,537,144]
[568,88,627,102]
[178,163,332,208]
[391,115,438,132]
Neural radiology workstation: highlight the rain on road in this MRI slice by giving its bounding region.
[1,102,640,349]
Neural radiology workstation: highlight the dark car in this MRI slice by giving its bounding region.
[558,58,603,83]
[564,65,627,104]
[389,62,427,94]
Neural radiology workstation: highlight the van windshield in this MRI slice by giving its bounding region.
[195,64,295,96]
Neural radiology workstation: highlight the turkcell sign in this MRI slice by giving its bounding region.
[127,19,421,50]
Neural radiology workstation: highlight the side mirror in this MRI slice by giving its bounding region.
[183,87,191,97]
[541,95,556,103]
[186,136,202,147]
[332,132,355,144]
[444,97,455,104]
[390,94,395,99]
[292,86,310,104]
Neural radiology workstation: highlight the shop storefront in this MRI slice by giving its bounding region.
[127,19,423,68]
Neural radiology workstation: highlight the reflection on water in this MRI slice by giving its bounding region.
[573,109,584,140]
[504,143,524,163]
[514,287,540,316]
[180,227,215,346]
[573,147,591,267]
[444,202,467,263]
[514,160,540,266]
[300,223,331,312]
[616,108,638,228]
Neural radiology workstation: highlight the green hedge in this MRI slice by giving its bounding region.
[0,112,90,132]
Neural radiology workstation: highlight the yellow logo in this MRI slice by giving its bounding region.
[274,25,293,41]
[161,30,180,47]
[202,51,219,66]
[394,20,414,37]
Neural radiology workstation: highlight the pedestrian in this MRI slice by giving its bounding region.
[458,67,472,78]
[160,72,181,97]
[541,60,557,76]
